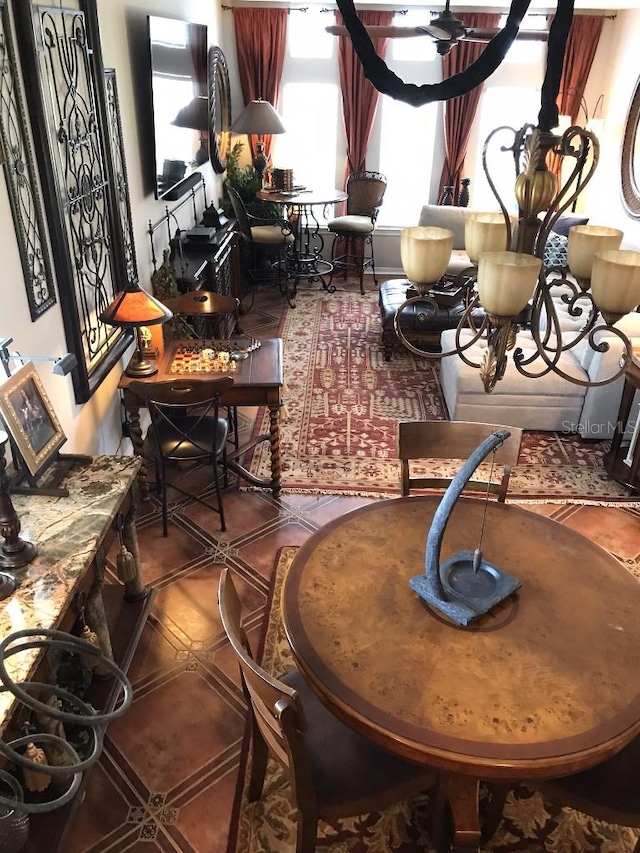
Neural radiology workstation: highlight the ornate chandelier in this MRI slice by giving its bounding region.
[396,123,640,392]
[335,0,640,392]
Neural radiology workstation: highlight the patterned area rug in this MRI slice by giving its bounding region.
[248,288,639,504]
[226,546,640,853]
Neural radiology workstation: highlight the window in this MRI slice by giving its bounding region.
[376,96,437,226]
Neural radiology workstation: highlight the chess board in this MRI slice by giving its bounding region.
[168,341,238,374]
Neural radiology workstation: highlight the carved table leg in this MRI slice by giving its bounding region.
[268,403,282,498]
[128,406,149,499]
[85,572,115,678]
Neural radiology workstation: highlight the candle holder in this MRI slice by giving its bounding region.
[0,430,37,592]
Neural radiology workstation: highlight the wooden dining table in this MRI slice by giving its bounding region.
[118,336,284,497]
[282,496,640,851]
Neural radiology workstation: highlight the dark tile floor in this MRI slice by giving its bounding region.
[64,281,640,852]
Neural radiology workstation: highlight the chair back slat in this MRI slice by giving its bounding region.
[218,569,305,774]
[398,420,523,502]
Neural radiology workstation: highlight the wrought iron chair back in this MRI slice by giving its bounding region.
[128,376,233,535]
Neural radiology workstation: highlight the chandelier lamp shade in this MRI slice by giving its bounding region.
[230,99,285,187]
[100,283,173,378]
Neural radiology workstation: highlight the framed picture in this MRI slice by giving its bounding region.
[0,362,66,477]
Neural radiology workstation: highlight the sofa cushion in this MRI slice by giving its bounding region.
[551,214,589,237]
[543,232,568,269]
[418,204,468,249]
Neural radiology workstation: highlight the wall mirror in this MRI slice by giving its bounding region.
[208,45,231,174]
[621,74,640,218]
[147,15,209,200]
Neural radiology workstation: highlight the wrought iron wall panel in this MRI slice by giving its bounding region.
[13,0,131,403]
[104,68,137,286]
[0,0,55,319]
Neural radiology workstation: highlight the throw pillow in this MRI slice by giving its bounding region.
[543,232,568,268]
[551,214,589,237]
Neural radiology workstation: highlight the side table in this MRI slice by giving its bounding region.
[604,358,640,492]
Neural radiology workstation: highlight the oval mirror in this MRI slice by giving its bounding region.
[621,75,640,218]
[208,46,231,174]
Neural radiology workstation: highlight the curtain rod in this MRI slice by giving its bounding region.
[221,4,615,16]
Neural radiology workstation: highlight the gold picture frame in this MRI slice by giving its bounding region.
[0,363,66,477]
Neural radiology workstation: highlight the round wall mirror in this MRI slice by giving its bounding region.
[208,46,231,174]
[621,75,640,218]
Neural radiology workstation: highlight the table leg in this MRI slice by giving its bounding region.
[268,403,282,498]
[442,774,481,851]
[128,405,150,499]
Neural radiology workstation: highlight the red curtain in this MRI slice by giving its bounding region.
[438,14,501,203]
[549,14,604,180]
[232,8,288,162]
[337,10,392,183]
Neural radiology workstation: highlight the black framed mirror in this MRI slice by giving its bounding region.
[208,45,231,174]
[621,75,640,218]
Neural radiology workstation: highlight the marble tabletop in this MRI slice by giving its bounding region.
[0,455,141,733]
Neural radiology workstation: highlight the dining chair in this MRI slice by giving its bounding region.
[227,186,298,308]
[128,376,233,536]
[327,170,387,295]
[397,420,523,502]
[482,736,640,850]
[218,568,437,853]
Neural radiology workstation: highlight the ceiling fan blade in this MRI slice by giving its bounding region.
[464,27,549,43]
[325,24,427,39]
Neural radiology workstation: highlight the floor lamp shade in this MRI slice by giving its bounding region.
[231,99,285,187]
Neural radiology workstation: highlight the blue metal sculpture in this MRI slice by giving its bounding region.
[409,429,522,626]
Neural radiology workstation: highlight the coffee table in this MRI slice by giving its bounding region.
[282,496,640,850]
[378,278,482,361]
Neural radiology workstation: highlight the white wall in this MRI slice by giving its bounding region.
[581,9,640,250]
[0,0,225,457]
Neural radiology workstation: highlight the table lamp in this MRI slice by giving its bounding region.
[230,99,285,188]
[172,95,209,165]
[100,283,173,377]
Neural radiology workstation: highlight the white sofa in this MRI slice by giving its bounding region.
[415,205,640,438]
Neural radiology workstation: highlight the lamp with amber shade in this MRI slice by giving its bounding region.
[100,284,173,377]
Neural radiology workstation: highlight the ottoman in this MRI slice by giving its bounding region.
[378,278,481,361]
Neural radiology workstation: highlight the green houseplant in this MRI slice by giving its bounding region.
[222,141,283,220]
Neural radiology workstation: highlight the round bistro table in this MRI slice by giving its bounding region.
[282,496,640,851]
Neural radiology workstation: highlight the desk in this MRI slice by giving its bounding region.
[1,456,153,851]
[258,188,347,295]
[119,337,284,497]
[283,497,640,851]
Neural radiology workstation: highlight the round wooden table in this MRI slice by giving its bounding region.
[282,496,640,850]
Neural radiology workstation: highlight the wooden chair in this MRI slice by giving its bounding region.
[327,170,387,295]
[218,568,437,853]
[128,376,233,536]
[162,290,240,340]
[397,421,523,502]
[483,737,640,849]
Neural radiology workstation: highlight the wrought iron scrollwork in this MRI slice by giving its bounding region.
[0,0,56,320]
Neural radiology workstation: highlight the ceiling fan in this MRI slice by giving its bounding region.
[326,1,548,55]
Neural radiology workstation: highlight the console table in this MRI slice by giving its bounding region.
[0,455,154,852]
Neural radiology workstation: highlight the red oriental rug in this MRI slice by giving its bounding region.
[247,288,639,504]
[226,547,640,853]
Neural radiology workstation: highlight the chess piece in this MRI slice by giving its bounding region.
[0,431,36,593]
